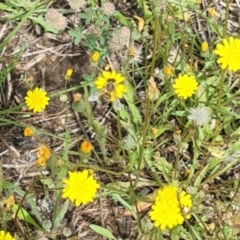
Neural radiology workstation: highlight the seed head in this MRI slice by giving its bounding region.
[45,9,67,31]
[188,107,211,126]
[102,2,115,16]
[66,0,86,10]
[108,27,131,51]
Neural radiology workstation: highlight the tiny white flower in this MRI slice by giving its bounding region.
[188,107,211,126]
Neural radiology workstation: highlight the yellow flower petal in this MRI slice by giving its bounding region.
[214,37,240,71]
[92,71,127,105]
[0,231,15,240]
[149,186,193,231]
[25,87,50,113]
[62,170,100,207]
[172,74,198,99]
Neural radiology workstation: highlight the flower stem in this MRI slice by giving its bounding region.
[134,14,160,187]
[212,69,227,141]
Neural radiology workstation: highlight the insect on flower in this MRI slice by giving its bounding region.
[88,79,122,110]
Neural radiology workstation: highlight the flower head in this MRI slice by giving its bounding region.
[0,231,15,240]
[36,145,51,167]
[214,37,240,72]
[4,196,15,211]
[102,2,115,16]
[24,127,33,137]
[80,140,93,154]
[62,170,100,206]
[164,65,174,76]
[91,51,100,62]
[25,87,50,113]
[201,41,208,52]
[126,45,143,64]
[108,27,131,51]
[188,106,211,126]
[66,0,86,10]
[65,68,73,81]
[208,8,216,17]
[149,186,192,231]
[73,93,82,102]
[94,71,127,102]
[172,74,198,99]
[45,9,67,31]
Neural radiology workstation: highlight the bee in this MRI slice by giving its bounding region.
[88,79,122,110]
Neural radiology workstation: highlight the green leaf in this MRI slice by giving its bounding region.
[29,15,59,34]
[3,181,43,224]
[12,204,42,230]
[52,200,69,232]
[90,224,117,240]
[124,81,142,125]
[113,11,130,27]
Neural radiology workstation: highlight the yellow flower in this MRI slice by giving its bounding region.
[23,127,33,137]
[62,170,100,206]
[94,71,127,102]
[25,87,50,113]
[151,127,158,135]
[4,196,15,211]
[172,74,198,99]
[36,145,51,167]
[208,8,216,17]
[0,231,15,240]
[164,65,174,76]
[183,12,191,22]
[201,41,208,52]
[65,68,73,81]
[149,186,193,231]
[37,145,51,160]
[214,37,240,72]
[36,156,48,167]
[91,52,100,62]
[80,140,93,154]
[179,191,193,219]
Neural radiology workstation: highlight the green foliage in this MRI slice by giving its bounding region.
[90,225,117,240]
[1,0,240,238]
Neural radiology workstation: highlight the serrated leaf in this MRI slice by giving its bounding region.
[90,225,117,240]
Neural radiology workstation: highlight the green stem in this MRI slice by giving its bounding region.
[212,69,227,141]
[134,14,160,187]
[217,69,227,107]
[223,0,229,37]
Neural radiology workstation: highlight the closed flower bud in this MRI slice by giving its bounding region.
[164,66,174,76]
[91,51,100,62]
[73,93,82,102]
[65,68,73,81]
[208,8,216,17]
[80,140,93,154]
[201,41,208,52]
[24,126,33,137]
